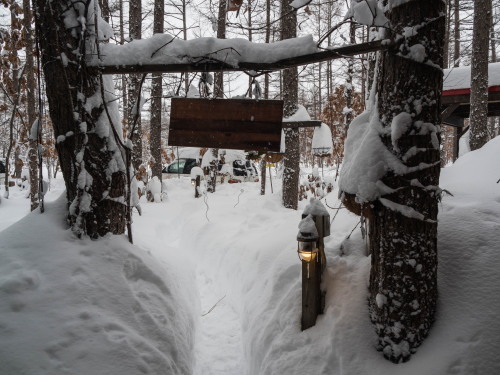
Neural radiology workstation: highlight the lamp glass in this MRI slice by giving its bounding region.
[297,240,318,262]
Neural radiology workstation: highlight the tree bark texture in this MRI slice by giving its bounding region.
[344,21,356,133]
[22,0,39,211]
[129,0,143,170]
[34,0,127,237]
[207,0,227,193]
[150,0,164,183]
[469,0,491,151]
[214,0,227,98]
[368,0,444,363]
[281,0,299,210]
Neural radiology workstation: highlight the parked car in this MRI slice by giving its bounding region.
[162,157,258,182]
[0,159,5,174]
[162,158,198,175]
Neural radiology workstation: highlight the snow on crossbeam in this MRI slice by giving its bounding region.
[95,34,389,74]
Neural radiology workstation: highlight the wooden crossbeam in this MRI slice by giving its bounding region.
[100,40,390,75]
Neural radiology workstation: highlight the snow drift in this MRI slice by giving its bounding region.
[0,196,196,375]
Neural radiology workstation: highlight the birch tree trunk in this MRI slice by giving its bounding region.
[367,0,444,363]
[281,0,299,210]
[469,0,492,151]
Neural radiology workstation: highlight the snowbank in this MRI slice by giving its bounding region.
[0,196,196,375]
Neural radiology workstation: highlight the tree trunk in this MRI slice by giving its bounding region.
[443,0,450,69]
[368,0,444,363]
[248,0,253,98]
[119,0,128,136]
[264,0,271,99]
[33,0,127,238]
[214,0,227,98]
[129,0,143,170]
[469,0,492,151]
[150,0,164,185]
[451,0,461,161]
[281,0,299,210]
[490,8,497,63]
[23,0,39,211]
[182,0,189,94]
[208,0,227,193]
[344,21,356,134]
[98,0,110,23]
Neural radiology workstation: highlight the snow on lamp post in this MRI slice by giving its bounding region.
[298,199,330,330]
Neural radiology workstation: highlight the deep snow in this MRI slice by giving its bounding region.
[1,137,499,374]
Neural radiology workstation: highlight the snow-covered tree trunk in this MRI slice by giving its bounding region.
[367,0,444,363]
[34,0,128,238]
[469,0,492,151]
[149,0,164,186]
[281,0,299,210]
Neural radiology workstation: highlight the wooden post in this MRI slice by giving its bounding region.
[194,175,201,198]
[301,251,322,330]
[300,208,330,330]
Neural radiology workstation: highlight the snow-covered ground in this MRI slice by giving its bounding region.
[1,137,499,374]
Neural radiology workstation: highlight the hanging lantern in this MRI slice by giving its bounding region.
[227,0,243,12]
[312,123,333,157]
[312,147,332,157]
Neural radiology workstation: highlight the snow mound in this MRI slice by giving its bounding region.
[0,196,195,375]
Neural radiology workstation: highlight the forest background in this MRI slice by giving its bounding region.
[1,0,499,186]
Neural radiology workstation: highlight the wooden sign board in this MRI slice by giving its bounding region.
[168,98,284,152]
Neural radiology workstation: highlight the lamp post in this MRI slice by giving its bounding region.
[298,200,330,330]
[190,166,203,198]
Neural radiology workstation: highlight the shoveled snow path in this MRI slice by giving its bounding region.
[133,179,245,374]
[194,267,244,375]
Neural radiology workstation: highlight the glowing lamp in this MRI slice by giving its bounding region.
[297,231,319,263]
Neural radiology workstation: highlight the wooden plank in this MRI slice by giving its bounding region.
[170,119,282,134]
[168,98,283,151]
[100,40,391,75]
[169,130,281,151]
[171,98,283,122]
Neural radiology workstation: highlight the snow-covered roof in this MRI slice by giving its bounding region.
[443,62,500,91]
